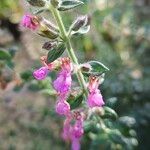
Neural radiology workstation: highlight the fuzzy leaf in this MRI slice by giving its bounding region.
[102,106,118,120]
[27,0,45,7]
[83,61,109,76]
[58,0,84,11]
[47,43,65,63]
[72,25,90,35]
[67,88,84,109]
[33,8,46,15]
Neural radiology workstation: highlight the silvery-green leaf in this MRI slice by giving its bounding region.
[82,61,109,76]
[58,0,84,11]
[71,25,90,35]
[47,43,66,63]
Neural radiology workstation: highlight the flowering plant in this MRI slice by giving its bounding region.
[21,0,111,149]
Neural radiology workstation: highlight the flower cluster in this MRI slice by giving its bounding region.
[30,55,104,149]
[21,14,39,30]
[87,76,105,107]
[62,111,84,150]
[20,1,107,149]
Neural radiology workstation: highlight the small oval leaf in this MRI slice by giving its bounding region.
[47,43,66,63]
[83,61,109,76]
[67,88,84,109]
[71,25,90,35]
[58,0,84,11]
[102,106,118,120]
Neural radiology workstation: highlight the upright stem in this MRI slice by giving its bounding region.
[50,5,88,96]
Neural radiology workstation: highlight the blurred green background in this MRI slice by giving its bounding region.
[0,0,150,150]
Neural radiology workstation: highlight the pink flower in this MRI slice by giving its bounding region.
[53,70,72,93]
[88,76,99,93]
[71,138,80,150]
[72,120,84,138]
[62,113,84,150]
[87,76,105,108]
[71,119,84,150]
[87,89,104,107]
[55,101,70,116]
[33,66,48,80]
[53,58,72,93]
[62,116,72,140]
[21,14,39,30]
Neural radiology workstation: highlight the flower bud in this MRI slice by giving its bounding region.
[80,63,92,72]
[71,15,90,31]
[55,101,70,116]
[38,17,59,39]
[27,0,46,7]
[87,89,104,108]
[33,66,49,80]
[42,41,57,50]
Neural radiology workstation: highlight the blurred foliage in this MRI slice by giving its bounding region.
[0,48,18,89]
[0,0,150,150]
[0,0,23,23]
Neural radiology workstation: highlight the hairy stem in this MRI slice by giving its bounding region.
[50,5,88,96]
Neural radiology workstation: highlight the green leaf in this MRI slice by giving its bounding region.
[47,43,65,63]
[27,0,46,7]
[58,0,84,11]
[0,49,11,60]
[33,8,46,15]
[83,61,109,76]
[71,25,90,35]
[40,89,57,96]
[102,106,118,120]
[67,88,84,109]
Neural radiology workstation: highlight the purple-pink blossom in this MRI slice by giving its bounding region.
[62,116,72,140]
[71,117,84,138]
[87,76,105,108]
[53,58,72,93]
[55,101,70,116]
[71,138,80,150]
[21,14,39,30]
[62,113,84,150]
[71,119,84,150]
[87,89,104,107]
[53,70,72,93]
[33,66,49,80]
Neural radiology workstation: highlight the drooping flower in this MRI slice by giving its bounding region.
[72,120,84,138]
[21,14,39,30]
[55,93,70,116]
[71,138,80,150]
[33,66,49,80]
[62,112,84,150]
[55,100,70,116]
[62,115,72,140]
[87,89,104,107]
[87,76,105,108]
[53,58,72,93]
[71,117,84,150]
[88,76,99,93]
[53,70,72,93]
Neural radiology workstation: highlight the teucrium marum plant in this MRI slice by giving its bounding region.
[21,0,110,149]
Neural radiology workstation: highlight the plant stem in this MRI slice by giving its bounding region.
[50,5,88,96]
